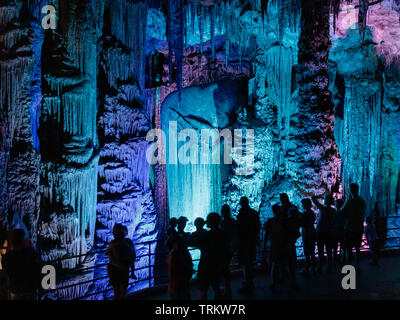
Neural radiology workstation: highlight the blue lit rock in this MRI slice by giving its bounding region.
[1,0,400,300]
[330,0,400,218]
[0,0,40,244]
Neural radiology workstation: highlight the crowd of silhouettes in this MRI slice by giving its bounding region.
[166,196,260,300]
[165,183,380,299]
[0,182,381,300]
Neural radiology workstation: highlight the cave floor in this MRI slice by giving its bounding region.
[128,253,400,300]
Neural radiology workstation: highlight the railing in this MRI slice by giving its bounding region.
[259,215,400,259]
[2,215,400,300]
[36,239,237,300]
[37,240,159,300]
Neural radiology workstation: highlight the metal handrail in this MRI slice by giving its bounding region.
[39,237,400,300]
[5,213,398,300]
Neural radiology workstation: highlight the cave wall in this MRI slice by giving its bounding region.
[0,0,40,244]
[1,0,400,299]
[330,0,400,219]
[37,0,104,268]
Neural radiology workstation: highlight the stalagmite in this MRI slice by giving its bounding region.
[290,0,341,198]
[1,0,400,300]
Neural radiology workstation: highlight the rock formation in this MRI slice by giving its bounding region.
[1,0,400,299]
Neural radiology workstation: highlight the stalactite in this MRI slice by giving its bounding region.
[183,1,188,49]
[28,0,45,151]
[109,0,148,90]
[210,5,216,57]
[266,45,294,137]
[190,0,196,35]
[166,0,184,99]
[0,0,40,243]
[264,0,301,37]
[358,0,370,36]
[38,1,104,276]
[335,74,399,219]
[198,4,204,55]
[330,0,342,31]
[223,2,231,67]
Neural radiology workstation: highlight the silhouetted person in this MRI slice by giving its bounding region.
[177,216,188,234]
[2,229,41,300]
[188,217,207,248]
[106,223,136,300]
[197,213,229,300]
[166,217,179,250]
[332,198,346,264]
[221,204,238,252]
[236,197,260,294]
[167,235,194,300]
[286,207,301,290]
[167,217,178,237]
[300,199,317,276]
[312,194,336,272]
[220,204,236,298]
[177,216,190,248]
[340,183,366,268]
[279,193,296,219]
[365,216,379,266]
[265,204,287,291]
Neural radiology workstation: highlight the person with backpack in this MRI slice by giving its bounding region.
[106,223,137,300]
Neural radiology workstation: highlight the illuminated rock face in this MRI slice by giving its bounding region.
[97,0,155,247]
[221,4,302,218]
[37,0,103,268]
[0,1,40,244]
[290,0,341,200]
[93,0,158,298]
[1,0,400,299]
[160,79,247,225]
[330,0,400,219]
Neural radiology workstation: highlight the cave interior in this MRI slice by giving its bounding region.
[1,0,400,299]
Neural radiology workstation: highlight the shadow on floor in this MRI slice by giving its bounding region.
[128,254,400,300]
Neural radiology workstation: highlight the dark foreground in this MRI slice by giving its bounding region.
[129,254,400,300]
